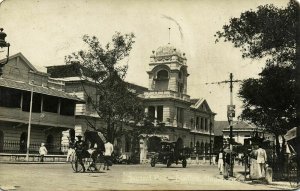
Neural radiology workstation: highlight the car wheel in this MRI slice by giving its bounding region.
[182,159,187,168]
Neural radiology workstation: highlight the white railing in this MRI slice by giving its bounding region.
[142,90,190,101]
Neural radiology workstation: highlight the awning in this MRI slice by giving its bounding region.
[0,78,84,102]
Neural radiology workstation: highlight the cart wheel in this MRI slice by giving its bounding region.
[167,159,172,168]
[71,154,83,173]
[288,160,299,188]
[182,159,187,168]
[94,155,103,172]
[150,158,156,167]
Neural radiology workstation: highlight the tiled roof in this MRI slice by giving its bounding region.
[0,78,83,102]
[214,121,258,136]
[214,121,229,136]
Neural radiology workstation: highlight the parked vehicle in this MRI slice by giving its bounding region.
[150,140,187,168]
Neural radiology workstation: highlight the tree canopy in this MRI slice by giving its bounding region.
[65,32,158,143]
[216,0,298,136]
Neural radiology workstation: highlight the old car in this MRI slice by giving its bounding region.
[150,140,187,168]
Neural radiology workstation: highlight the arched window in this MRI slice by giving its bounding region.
[19,132,27,153]
[176,137,184,150]
[156,70,168,80]
[46,134,54,152]
[205,142,209,154]
[0,130,4,152]
[125,136,131,152]
[196,141,200,154]
[200,142,204,155]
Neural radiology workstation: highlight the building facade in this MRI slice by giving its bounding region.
[46,44,216,163]
[139,44,216,162]
[0,53,81,154]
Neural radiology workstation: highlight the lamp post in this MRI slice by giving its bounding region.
[0,28,10,76]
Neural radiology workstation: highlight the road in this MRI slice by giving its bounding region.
[0,163,290,190]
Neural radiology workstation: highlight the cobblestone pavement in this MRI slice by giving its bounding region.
[0,163,293,191]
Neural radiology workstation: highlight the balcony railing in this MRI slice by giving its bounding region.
[0,107,75,128]
[0,141,69,155]
[142,90,190,102]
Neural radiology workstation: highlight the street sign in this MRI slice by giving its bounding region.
[227,105,235,118]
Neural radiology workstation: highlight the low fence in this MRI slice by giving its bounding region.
[0,141,69,155]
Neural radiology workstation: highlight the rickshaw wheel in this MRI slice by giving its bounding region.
[167,159,172,168]
[288,160,299,188]
[150,158,156,167]
[71,154,83,173]
[94,154,103,172]
[182,159,187,168]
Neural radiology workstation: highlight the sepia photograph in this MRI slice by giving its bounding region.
[0,0,299,190]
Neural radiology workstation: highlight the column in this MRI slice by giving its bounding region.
[154,106,158,126]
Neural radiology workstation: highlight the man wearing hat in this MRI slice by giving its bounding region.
[39,143,48,162]
[75,135,86,172]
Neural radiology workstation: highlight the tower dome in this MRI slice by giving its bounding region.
[155,44,183,57]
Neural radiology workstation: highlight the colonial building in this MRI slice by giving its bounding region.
[0,53,82,154]
[46,63,148,155]
[138,44,216,162]
[46,44,216,163]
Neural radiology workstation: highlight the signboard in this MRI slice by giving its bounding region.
[227,105,235,118]
[284,127,298,141]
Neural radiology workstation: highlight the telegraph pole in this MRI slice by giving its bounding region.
[205,73,241,177]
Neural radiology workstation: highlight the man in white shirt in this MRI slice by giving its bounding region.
[217,149,224,174]
[39,143,48,162]
[256,144,267,178]
[103,141,114,170]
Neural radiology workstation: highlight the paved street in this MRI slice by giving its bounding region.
[0,163,291,190]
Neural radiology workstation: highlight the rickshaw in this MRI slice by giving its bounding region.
[150,140,187,168]
[70,131,106,173]
[284,127,300,188]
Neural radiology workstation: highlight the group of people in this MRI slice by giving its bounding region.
[67,135,114,173]
[216,144,267,180]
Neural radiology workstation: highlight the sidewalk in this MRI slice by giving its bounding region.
[220,165,294,190]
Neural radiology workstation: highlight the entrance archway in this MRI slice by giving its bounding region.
[19,132,27,153]
[46,134,54,152]
[148,136,161,152]
[176,137,184,150]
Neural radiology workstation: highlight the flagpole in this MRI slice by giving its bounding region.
[25,86,33,161]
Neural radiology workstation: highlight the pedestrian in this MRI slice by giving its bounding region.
[74,135,86,172]
[217,149,224,174]
[66,138,76,162]
[223,147,231,179]
[256,144,267,179]
[103,141,114,170]
[39,143,48,162]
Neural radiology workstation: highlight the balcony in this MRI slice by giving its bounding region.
[142,90,190,102]
[0,107,75,128]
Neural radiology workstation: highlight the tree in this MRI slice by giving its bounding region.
[65,32,161,145]
[215,1,298,156]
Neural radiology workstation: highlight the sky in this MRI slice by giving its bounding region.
[0,0,290,120]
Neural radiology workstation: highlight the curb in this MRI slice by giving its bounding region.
[0,161,68,164]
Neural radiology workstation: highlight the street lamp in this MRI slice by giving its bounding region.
[0,28,10,76]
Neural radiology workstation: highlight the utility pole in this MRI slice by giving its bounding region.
[25,86,33,161]
[205,73,241,176]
